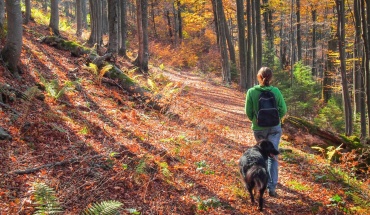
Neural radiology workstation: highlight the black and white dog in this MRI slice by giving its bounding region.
[239,139,280,211]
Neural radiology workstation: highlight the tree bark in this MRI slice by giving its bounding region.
[246,0,253,87]
[108,0,119,53]
[335,0,352,136]
[49,0,60,36]
[76,0,83,37]
[134,0,149,72]
[255,0,262,71]
[220,7,236,70]
[1,0,23,78]
[311,8,317,76]
[213,0,230,83]
[236,0,247,90]
[177,0,182,40]
[82,0,87,29]
[88,0,103,46]
[296,0,302,61]
[119,0,128,57]
[262,0,274,67]
[354,0,366,139]
[24,0,31,24]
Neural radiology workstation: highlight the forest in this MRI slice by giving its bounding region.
[0,0,369,214]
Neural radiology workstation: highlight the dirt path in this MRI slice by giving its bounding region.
[159,68,353,214]
[1,22,364,214]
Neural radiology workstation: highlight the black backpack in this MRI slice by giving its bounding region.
[256,90,280,127]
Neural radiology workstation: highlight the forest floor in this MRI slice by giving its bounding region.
[0,21,369,215]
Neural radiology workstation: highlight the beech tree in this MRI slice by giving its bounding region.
[134,0,149,72]
[212,0,230,83]
[119,0,128,57]
[236,0,247,90]
[88,0,103,46]
[108,0,119,53]
[24,0,31,24]
[49,0,60,36]
[1,0,23,78]
[76,0,83,37]
[335,0,352,136]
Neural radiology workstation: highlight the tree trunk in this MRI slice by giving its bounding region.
[284,116,357,149]
[335,0,352,136]
[150,0,157,38]
[108,0,119,53]
[177,0,182,40]
[76,0,83,37]
[24,0,31,24]
[165,10,173,39]
[236,0,247,90]
[311,9,317,76]
[1,0,23,78]
[82,0,87,29]
[102,0,109,34]
[134,0,149,72]
[211,0,220,47]
[220,7,236,70]
[49,0,60,36]
[246,0,253,87]
[361,0,370,137]
[262,0,274,67]
[213,0,230,83]
[251,0,257,74]
[354,0,366,139]
[88,0,103,46]
[296,0,302,61]
[255,0,262,71]
[119,0,128,57]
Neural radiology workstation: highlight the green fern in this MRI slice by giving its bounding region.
[38,73,75,100]
[135,157,147,174]
[158,161,171,178]
[83,200,123,215]
[31,182,63,215]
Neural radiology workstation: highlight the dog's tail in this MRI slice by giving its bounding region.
[246,165,268,190]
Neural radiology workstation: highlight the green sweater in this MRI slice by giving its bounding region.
[245,85,287,130]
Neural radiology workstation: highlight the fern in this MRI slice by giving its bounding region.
[98,65,113,85]
[38,73,75,100]
[31,182,63,215]
[83,200,123,215]
[158,161,171,178]
[135,157,147,174]
[85,63,99,75]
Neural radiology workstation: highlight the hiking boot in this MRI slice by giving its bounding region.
[269,190,277,197]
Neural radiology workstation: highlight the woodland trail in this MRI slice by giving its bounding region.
[0,22,367,214]
[159,68,362,214]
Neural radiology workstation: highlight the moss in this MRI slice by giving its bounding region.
[339,135,362,149]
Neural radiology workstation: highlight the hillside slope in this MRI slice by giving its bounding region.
[0,21,369,214]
